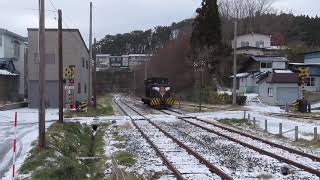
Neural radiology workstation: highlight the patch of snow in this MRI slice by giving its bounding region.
[274,70,293,73]
[230,72,249,78]
[217,90,232,95]
[0,108,58,179]
[0,69,18,76]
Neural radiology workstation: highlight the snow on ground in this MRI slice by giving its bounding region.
[190,110,318,141]
[186,94,319,141]
[311,102,320,112]
[0,108,58,179]
[135,119,219,179]
[103,115,170,179]
[156,120,317,179]
[113,96,319,179]
[2,94,317,179]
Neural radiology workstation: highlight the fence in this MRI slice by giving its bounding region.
[243,111,319,142]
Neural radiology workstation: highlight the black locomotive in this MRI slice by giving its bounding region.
[142,77,175,108]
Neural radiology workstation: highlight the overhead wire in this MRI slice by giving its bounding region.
[47,0,83,46]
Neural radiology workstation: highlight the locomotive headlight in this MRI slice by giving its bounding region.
[152,87,160,91]
[165,87,171,91]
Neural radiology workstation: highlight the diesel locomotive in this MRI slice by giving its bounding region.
[142,77,175,108]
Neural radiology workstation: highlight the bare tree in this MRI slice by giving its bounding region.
[219,0,277,41]
[218,0,276,19]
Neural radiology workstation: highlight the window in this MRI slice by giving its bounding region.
[78,83,81,94]
[33,53,55,64]
[13,42,20,58]
[261,62,272,68]
[82,57,85,68]
[0,35,2,46]
[86,60,88,69]
[34,53,39,64]
[256,41,265,48]
[268,88,273,97]
[241,41,249,47]
[305,77,315,87]
[84,83,87,94]
[47,54,55,64]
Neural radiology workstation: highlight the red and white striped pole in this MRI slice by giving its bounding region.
[12,112,17,178]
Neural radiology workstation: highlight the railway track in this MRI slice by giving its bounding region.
[267,112,320,121]
[159,108,320,177]
[113,98,232,180]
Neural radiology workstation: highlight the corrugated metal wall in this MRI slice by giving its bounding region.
[28,80,59,108]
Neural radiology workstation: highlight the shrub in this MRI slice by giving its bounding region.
[200,84,247,105]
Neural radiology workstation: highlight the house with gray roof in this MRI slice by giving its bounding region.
[0,28,27,99]
[257,72,300,105]
[234,56,289,93]
[289,51,320,92]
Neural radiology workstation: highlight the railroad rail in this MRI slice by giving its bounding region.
[115,98,233,180]
[160,108,320,177]
[267,112,320,121]
[113,98,185,180]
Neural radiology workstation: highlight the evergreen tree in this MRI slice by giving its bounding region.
[191,0,222,52]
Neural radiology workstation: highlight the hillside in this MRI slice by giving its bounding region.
[97,13,320,56]
[96,12,320,90]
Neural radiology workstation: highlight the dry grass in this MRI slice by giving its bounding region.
[294,138,320,148]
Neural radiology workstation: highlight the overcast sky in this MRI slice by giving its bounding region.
[0,0,319,43]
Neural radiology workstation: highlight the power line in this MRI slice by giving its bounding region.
[0,114,13,119]
[92,4,98,38]
[23,8,57,13]
[47,0,82,45]
[48,0,58,11]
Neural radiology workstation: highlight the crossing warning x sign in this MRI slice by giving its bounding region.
[64,66,75,79]
[298,67,309,77]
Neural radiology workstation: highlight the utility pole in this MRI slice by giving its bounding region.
[88,2,93,104]
[93,38,97,108]
[199,61,205,112]
[193,62,198,111]
[58,9,63,123]
[232,21,237,105]
[38,0,46,149]
[133,70,136,95]
[144,58,148,80]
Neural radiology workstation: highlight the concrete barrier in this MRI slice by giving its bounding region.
[0,102,28,111]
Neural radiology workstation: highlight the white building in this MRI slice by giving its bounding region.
[232,33,275,56]
[0,28,27,98]
[96,54,110,71]
[233,33,271,49]
[96,54,151,71]
[128,54,151,69]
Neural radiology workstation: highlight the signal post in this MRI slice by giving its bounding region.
[64,66,76,111]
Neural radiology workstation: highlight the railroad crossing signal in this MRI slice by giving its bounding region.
[298,67,309,77]
[63,65,76,110]
[298,67,309,88]
[64,66,75,79]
